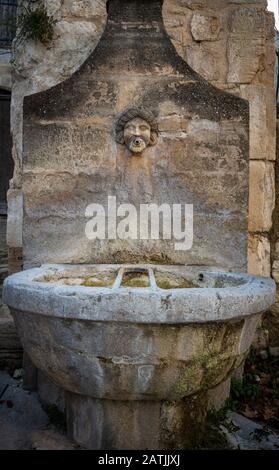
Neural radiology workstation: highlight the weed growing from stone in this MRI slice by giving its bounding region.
[16,2,56,45]
[231,376,260,400]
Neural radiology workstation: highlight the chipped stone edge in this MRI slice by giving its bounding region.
[3,264,276,324]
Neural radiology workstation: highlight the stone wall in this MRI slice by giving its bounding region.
[163,0,276,278]
[266,109,279,347]
[7,0,277,333]
[0,49,11,272]
[21,0,249,269]
[8,0,107,258]
[162,0,277,347]
[9,0,276,272]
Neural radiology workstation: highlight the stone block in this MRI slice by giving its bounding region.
[45,0,63,17]
[190,13,221,42]
[264,12,276,87]
[0,215,7,267]
[240,85,276,161]
[13,17,106,93]
[60,0,107,19]
[6,190,23,248]
[37,371,65,414]
[238,314,262,354]
[66,391,208,449]
[207,378,231,411]
[248,234,270,277]
[22,352,37,391]
[8,247,23,275]
[163,0,207,16]
[248,161,275,232]
[227,8,266,84]
[7,283,273,404]
[232,362,245,381]
[265,87,277,161]
[186,44,219,81]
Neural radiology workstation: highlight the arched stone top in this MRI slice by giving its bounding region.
[22,0,250,270]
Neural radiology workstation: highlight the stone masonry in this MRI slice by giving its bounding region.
[6,1,278,339]
[21,0,249,269]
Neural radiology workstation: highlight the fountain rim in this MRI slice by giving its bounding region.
[3,264,276,324]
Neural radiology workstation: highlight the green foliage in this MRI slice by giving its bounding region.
[207,402,230,425]
[231,376,260,400]
[199,403,237,450]
[16,2,57,45]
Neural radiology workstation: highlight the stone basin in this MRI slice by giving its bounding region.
[3,264,276,449]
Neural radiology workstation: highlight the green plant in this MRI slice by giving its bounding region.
[197,403,237,450]
[231,376,260,400]
[16,2,57,45]
[207,402,230,425]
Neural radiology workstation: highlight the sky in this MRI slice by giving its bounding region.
[268,0,279,29]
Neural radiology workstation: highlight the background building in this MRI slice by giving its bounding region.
[0,0,16,277]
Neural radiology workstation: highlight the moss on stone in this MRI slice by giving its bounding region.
[39,271,116,287]
[81,273,115,287]
[171,361,204,399]
[154,271,199,289]
[121,272,150,288]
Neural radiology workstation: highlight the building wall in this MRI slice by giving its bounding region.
[8,1,277,338]
[21,0,250,270]
[0,44,12,274]
[163,0,276,279]
[7,0,107,261]
[266,104,279,347]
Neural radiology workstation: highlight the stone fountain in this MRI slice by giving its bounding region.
[3,0,276,449]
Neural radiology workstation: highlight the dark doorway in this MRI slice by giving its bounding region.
[0,88,13,214]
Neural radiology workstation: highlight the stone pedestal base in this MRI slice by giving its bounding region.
[207,378,231,411]
[65,392,208,450]
[37,371,65,414]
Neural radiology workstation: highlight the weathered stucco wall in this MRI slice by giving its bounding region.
[8,1,276,292]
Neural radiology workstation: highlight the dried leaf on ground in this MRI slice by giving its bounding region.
[243,405,258,419]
